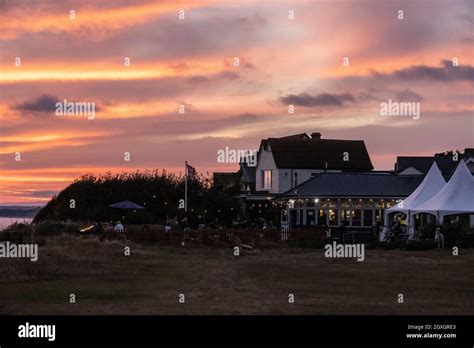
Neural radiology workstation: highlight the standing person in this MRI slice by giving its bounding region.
[164,223,172,242]
[181,217,191,234]
[95,222,105,242]
[115,221,125,242]
[371,222,380,242]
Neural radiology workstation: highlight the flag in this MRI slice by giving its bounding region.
[186,162,197,179]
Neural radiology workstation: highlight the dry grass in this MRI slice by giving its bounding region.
[0,235,472,315]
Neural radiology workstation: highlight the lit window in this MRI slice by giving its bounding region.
[263,170,272,189]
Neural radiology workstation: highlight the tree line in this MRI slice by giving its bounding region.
[33,170,241,226]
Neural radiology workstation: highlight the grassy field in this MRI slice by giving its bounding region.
[0,235,473,315]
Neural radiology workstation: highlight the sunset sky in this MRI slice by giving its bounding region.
[0,0,473,204]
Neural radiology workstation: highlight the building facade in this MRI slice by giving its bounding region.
[213,132,471,230]
[279,172,422,229]
[255,132,373,194]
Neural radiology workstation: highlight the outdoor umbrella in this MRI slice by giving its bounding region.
[109,200,146,224]
[109,200,145,209]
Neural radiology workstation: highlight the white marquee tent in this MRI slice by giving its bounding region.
[412,160,474,219]
[381,162,446,240]
[387,162,446,214]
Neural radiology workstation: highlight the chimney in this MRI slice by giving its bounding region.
[311,132,321,140]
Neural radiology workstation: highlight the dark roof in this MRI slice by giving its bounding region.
[396,156,458,176]
[260,133,373,170]
[239,164,256,183]
[213,172,239,187]
[281,172,423,198]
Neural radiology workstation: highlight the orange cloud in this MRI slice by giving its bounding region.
[0,60,225,83]
[0,130,115,154]
[0,0,218,40]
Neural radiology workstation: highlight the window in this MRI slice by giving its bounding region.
[306,210,315,226]
[296,209,302,225]
[375,209,383,223]
[340,209,350,226]
[294,172,298,187]
[262,170,272,189]
[318,209,327,226]
[328,209,339,226]
[352,209,362,226]
[363,210,373,226]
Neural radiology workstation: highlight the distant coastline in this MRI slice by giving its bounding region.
[0,206,41,218]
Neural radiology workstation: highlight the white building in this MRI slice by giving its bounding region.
[255,132,374,194]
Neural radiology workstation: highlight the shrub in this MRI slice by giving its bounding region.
[418,224,437,240]
[442,222,468,246]
[35,220,81,236]
[33,170,240,226]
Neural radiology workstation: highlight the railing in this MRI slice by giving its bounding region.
[122,226,288,247]
[288,227,326,240]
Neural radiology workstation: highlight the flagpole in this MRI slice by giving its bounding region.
[184,161,188,212]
